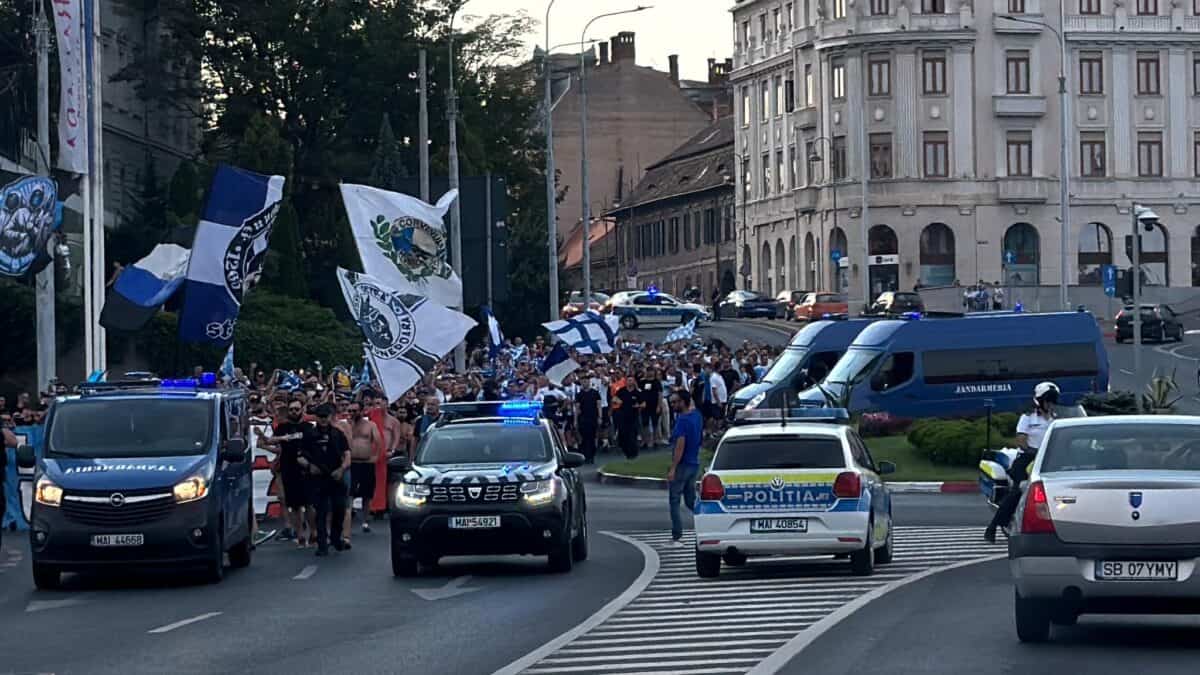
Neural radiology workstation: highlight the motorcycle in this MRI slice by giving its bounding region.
[977,404,1088,522]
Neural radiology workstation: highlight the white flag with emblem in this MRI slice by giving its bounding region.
[336,268,476,403]
[341,183,464,308]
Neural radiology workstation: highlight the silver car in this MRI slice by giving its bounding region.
[1009,416,1200,642]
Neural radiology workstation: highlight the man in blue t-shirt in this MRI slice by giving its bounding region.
[666,389,704,546]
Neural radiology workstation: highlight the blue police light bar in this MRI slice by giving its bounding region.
[499,400,544,415]
[733,407,851,425]
[439,400,545,422]
[901,311,922,321]
[161,378,199,389]
[199,372,218,388]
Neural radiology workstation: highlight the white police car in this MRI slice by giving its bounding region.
[608,289,707,329]
[694,409,897,578]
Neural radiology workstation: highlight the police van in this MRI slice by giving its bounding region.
[694,408,896,578]
[16,374,254,589]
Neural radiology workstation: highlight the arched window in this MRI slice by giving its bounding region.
[868,225,898,256]
[1003,223,1040,286]
[788,235,797,290]
[868,225,900,297]
[804,233,816,289]
[829,227,848,291]
[775,239,786,292]
[760,241,773,296]
[1077,222,1112,286]
[1191,227,1200,287]
[919,223,956,286]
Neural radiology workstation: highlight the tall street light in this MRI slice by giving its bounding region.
[580,5,652,304]
[447,0,472,371]
[1002,12,1071,311]
[807,137,838,293]
[732,151,749,289]
[544,0,559,323]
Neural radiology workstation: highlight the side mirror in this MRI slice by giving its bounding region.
[561,451,586,469]
[16,444,35,468]
[388,454,413,475]
[877,461,897,476]
[221,438,247,463]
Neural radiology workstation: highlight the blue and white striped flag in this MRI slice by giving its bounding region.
[219,344,235,382]
[482,306,504,360]
[542,310,620,355]
[663,318,697,344]
[277,370,304,392]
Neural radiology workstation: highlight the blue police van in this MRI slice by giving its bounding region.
[728,319,876,419]
[16,374,254,589]
[793,312,1109,418]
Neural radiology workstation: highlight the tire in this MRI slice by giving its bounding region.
[392,545,419,577]
[1050,607,1079,626]
[875,519,895,565]
[620,314,638,330]
[548,527,574,573]
[204,525,225,584]
[1014,589,1052,643]
[696,549,721,578]
[228,503,254,569]
[571,509,589,562]
[32,563,61,590]
[850,521,875,576]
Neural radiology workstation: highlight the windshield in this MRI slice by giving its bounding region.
[47,398,214,459]
[417,424,552,464]
[824,349,883,386]
[1042,424,1200,473]
[713,436,845,470]
[761,348,810,384]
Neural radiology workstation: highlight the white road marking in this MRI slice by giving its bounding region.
[1155,343,1200,362]
[147,611,222,634]
[293,564,318,580]
[25,596,89,613]
[411,575,480,601]
[1120,369,1135,375]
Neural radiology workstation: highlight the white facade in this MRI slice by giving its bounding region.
[731,0,1200,308]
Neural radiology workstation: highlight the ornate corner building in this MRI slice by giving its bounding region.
[730,0,1200,307]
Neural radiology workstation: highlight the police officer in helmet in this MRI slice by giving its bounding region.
[985,382,1060,544]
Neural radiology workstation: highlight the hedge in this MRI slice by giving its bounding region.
[906,413,1019,467]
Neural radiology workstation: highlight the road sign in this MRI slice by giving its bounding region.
[831,250,842,262]
[1102,264,1117,297]
[1004,250,1015,264]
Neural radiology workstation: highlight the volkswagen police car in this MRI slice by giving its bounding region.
[607,288,708,329]
[16,374,254,589]
[694,408,897,578]
[387,401,588,576]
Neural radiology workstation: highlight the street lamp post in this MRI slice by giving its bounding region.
[580,6,652,305]
[807,137,838,293]
[1002,12,1071,311]
[544,0,559,323]
[1131,204,1160,387]
[732,152,749,290]
[447,0,472,371]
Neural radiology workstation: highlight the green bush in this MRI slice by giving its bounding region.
[908,415,1019,467]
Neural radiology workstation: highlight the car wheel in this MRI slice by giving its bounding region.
[571,509,590,562]
[204,524,225,584]
[1050,607,1079,626]
[1174,325,1185,342]
[227,502,254,569]
[1014,589,1052,643]
[696,549,721,578]
[620,315,638,330]
[874,519,895,565]
[391,544,419,577]
[32,563,61,590]
[548,527,574,573]
[850,520,875,576]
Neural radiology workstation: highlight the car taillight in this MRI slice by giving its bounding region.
[1020,481,1056,535]
[700,474,725,501]
[833,472,861,499]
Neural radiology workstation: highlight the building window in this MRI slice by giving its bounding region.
[831,59,846,100]
[786,3,794,28]
[742,157,751,199]
[1080,0,1101,13]
[923,131,949,177]
[1138,131,1163,177]
[1006,51,1031,94]
[832,135,848,180]
[868,54,891,97]
[788,144,798,187]
[1194,132,1200,177]
[806,139,819,183]
[923,52,947,95]
[1137,52,1161,95]
[1193,52,1200,95]
[922,0,946,12]
[741,86,751,126]
[870,133,893,179]
[804,64,815,107]
[1080,132,1107,177]
[1137,0,1157,14]
[1008,0,1025,12]
[762,153,772,195]
[774,75,784,116]
[740,20,750,51]
[758,13,767,42]
[773,7,782,36]
[1079,52,1104,95]
[871,0,890,14]
[1006,131,1033,177]
[834,0,847,19]
[785,70,796,112]
[776,152,785,192]
[683,213,692,250]
[694,211,702,247]
[761,79,770,119]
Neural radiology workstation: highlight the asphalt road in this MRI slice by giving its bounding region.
[623,317,797,348]
[1108,331,1200,413]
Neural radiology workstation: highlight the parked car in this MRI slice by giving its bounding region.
[865,291,925,318]
[794,292,849,321]
[776,289,809,320]
[1114,303,1183,343]
[609,291,708,328]
[560,291,610,319]
[718,291,778,319]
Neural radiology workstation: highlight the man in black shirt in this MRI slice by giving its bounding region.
[299,404,352,556]
[258,402,317,547]
[615,376,642,460]
[575,376,602,464]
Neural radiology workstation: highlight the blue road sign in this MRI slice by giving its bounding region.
[831,250,842,262]
[1102,264,1117,297]
[1004,250,1015,264]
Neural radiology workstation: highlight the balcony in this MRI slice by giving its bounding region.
[793,106,820,130]
[996,177,1052,203]
[993,0,1044,33]
[794,187,819,212]
[1064,14,1176,34]
[993,94,1047,117]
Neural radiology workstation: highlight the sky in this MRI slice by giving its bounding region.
[467,0,732,81]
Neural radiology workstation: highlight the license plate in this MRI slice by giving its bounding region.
[750,518,807,533]
[449,516,501,529]
[1096,560,1178,581]
[90,534,144,547]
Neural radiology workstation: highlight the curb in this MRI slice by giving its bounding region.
[597,469,978,494]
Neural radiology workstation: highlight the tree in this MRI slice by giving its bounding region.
[263,199,308,298]
[369,113,408,190]
[233,113,294,180]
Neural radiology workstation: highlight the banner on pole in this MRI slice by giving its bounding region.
[52,0,88,174]
[0,175,62,278]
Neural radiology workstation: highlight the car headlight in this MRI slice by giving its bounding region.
[396,482,430,508]
[173,475,208,503]
[746,392,767,410]
[35,478,63,507]
[521,479,556,506]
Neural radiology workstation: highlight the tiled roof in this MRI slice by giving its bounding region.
[615,116,734,211]
[559,217,617,270]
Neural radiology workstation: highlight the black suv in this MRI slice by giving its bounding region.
[1115,303,1184,343]
[387,402,588,575]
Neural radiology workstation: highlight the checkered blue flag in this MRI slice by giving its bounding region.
[663,317,697,344]
[541,310,621,355]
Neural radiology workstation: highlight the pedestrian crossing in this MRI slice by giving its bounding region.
[519,527,1004,675]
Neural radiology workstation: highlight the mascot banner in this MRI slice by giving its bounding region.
[0,176,62,279]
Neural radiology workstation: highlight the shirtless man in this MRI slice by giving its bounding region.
[346,401,383,535]
[367,392,402,518]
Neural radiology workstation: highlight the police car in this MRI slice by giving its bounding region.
[607,289,708,329]
[16,374,255,589]
[694,408,897,578]
[387,401,588,575]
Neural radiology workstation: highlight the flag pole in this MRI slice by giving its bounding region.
[90,0,106,370]
[35,0,57,391]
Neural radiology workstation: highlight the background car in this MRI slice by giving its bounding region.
[609,291,706,328]
[718,290,778,319]
[1115,303,1183,343]
[794,292,848,321]
[560,291,610,319]
[776,289,808,320]
[866,291,925,317]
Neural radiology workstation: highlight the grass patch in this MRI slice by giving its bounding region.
[601,435,979,483]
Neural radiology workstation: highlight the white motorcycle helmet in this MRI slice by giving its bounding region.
[1034,381,1060,406]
